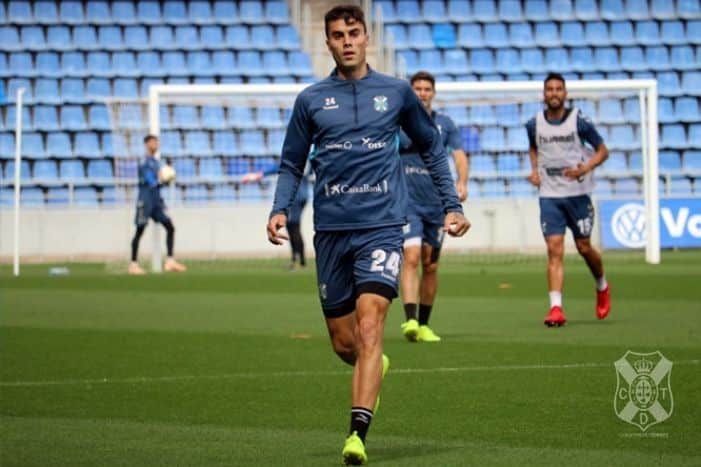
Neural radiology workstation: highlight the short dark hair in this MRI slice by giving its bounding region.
[143,134,158,144]
[544,72,566,87]
[324,5,366,38]
[410,71,436,89]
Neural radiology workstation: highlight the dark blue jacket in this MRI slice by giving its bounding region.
[270,67,462,231]
[137,156,162,205]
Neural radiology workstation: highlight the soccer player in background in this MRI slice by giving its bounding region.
[286,171,310,270]
[399,71,469,343]
[525,73,611,327]
[128,135,186,275]
[265,5,470,464]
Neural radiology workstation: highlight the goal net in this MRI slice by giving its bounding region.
[107,79,659,267]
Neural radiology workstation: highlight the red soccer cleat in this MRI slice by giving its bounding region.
[596,286,611,320]
[544,306,567,327]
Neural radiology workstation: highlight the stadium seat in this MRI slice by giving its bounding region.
[8,1,33,23]
[509,23,534,48]
[72,187,98,206]
[661,21,687,45]
[610,125,638,150]
[73,26,99,50]
[625,0,651,19]
[622,98,641,123]
[636,21,661,46]
[187,51,215,76]
[386,24,407,48]
[46,26,71,51]
[683,150,701,171]
[659,151,683,172]
[496,0,522,22]
[658,97,676,123]
[251,25,276,50]
[676,97,700,123]
[650,0,677,19]
[60,1,84,24]
[689,21,701,45]
[473,0,498,22]
[620,47,646,71]
[20,25,45,51]
[172,106,199,130]
[645,46,671,71]
[407,24,433,49]
[277,25,300,51]
[602,152,629,172]
[395,0,422,23]
[175,26,200,50]
[213,131,239,156]
[3,160,31,181]
[75,132,102,159]
[610,21,635,46]
[60,105,88,131]
[98,26,124,51]
[61,52,86,77]
[59,159,85,181]
[201,25,225,49]
[200,107,227,130]
[137,2,161,24]
[669,176,693,195]
[421,0,447,23]
[185,131,212,157]
[682,71,701,95]
[584,22,609,46]
[35,78,60,105]
[163,1,188,25]
[480,127,505,151]
[60,78,87,104]
[136,52,162,77]
[494,48,520,73]
[173,158,196,180]
[470,49,494,74]
[689,124,701,148]
[679,0,701,19]
[87,51,112,77]
[21,187,45,206]
[601,0,625,20]
[417,49,443,73]
[238,51,264,75]
[497,154,522,173]
[212,184,237,202]
[162,51,188,76]
[160,131,183,157]
[658,71,682,97]
[88,105,110,131]
[225,25,249,48]
[34,105,60,131]
[443,49,469,74]
[213,1,239,24]
[545,48,569,72]
[183,184,209,203]
[594,47,619,72]
[5,105,32,130]
[551,0,575,20]
[256,107,283,128]
[35,51,62,78]
[86,78,112,100]
[446,0,471,21]
[484,23,509,48]
[598,99,626,124]
[239,0,266,24]
[521,48,544,73]
[524,0,549,21]
[9,52,34,77]
[561,22,584,47]
[433,24,456,49]
[199,158,224,178]
[240,130,268,156]
[110,1,136,24]
[113,78,139,98]
[470,155,496,174]
[660,124,687,149]
[150,26,175,50]
[614,178,640,195]
[45,187,70,205]
[112,52,139,77]
[288,51,312,77]
[85,1,111,24]
[482,180,506,198]
[189,0,214,24]
[45,132,72,159]
[457,24,483,48]
[574,0,599,20]
[33,160,58,180]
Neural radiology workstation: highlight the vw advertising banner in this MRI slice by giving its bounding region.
[599,198,701,249]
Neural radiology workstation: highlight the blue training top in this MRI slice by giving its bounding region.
[400,111,463,224]
[270,67,462,231]
[137,156,162,203]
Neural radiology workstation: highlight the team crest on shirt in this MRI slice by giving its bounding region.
[373,95,388,112]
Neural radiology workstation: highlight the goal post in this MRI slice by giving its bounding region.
[143,79,660,265]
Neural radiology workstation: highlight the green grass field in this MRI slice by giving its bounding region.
[1,252,700,466]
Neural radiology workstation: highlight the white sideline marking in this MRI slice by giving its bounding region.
[1,360,698,388]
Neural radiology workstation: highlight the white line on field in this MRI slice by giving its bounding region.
[1,360,698,388]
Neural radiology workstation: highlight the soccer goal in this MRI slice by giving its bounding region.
[136,79,659,267]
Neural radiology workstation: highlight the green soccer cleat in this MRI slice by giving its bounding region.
[373,354,390,413]
[401,319,420,342]
[342,431,367,465]
[417,325,442,342]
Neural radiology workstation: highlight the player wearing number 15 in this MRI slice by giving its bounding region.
[525,73,611,327]
[266,5,469,465]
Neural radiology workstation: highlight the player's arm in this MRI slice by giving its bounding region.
[445,118,468,201]
[563,114,609,179]
[525,118,540,186]
[267,94,312,245]
[399,87,469,236]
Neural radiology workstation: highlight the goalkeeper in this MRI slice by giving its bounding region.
[128,135,186,274]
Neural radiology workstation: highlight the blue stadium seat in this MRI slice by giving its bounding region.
[509,179,537,197]
[585,22,609,46]
[661,21,687,45]
[213,131,239,156]
[227,157,249,175]
[60,1,84,24]
[625,0,651,20]
[239,1,265,24]
[620,47,646,71]
[495,48,521,73]
[660,124,687,149]
[188,51,215,76]
[683,150,701,171]
[443,49,469,74]
[594,47,619,72]
[251,25,276,50]
[35,51,61,78]
[8,1,33,23]
[9,52,33,77]
[669,176,693,195]
[524,0,549,21]
[59,160,85,181]
[551,0,575,20]
[45,187,69,205]
[238,51,264,75]
[396,0,422,23]
[199,158,223,178]
[679,0,701,19]
[137,51,163,76]
[610,125,638,150]
[162,51,188,76]
[150,26,175,50]
[470,155,496,174]
[408,24,433,49]
[113,78,138,98]
[174,158,196,179]
[3,160,31,180]
[521,48,544,73]
[61,52,86,77]
[200,107,227,130]
[482,180,506,198]
[110,1,136,24]
[689,124,701,148]
[473,0,498,22]
[277,25,300,50]
[385,24,406,48]
[375,0,396,23]
[46,26,71,51]
[185,131,212,156]
[509,23,534,48]
[33,160,58,180]
[85,1,111,24]
[561,22,584,47]
[266,130,286,154]
[602,152,628,172]
[651,0,677,19]
[88,105,110,130]
[173,106,199,129]
[225,25,249,48]
[21,187,45,205]
[614,178,640,195]
[610,21,635,46]
[160,131,183,157]
[45,132,72,158]
[139,78,161,97]
[688,21,701,45]
[86,78,112,100]
[35,78,60,104]
[72,187,98,206]
[228,107,256,129]
[87,51,112,77]
[676,97,700,123]
[163,1,188,25]
[636,21,661,46]
[175,26,200,50]
[34,105,60,131]
[397,50,418,74]
[497,154,522,172]
[659,151,682,171]
[682,71,701,95]
[73,25,98,50]
[545,48,569,72]
[213,1,239,24]
[288,51,312,77]
[601,0,625,20]
[574,0,599,20]
[484,23,509,48]
[658,97,676,123]
[623,98,641,123]
[469,49,493,74]
[6,105,32,130]
[201,25,225,49]
[256,107,282,128]
[433,24,456,48]
[646,46,670,71]
[498,0,523,22]
[423,0,448,23]
[262,51,289,75]
[76,132,102,159]
[266,1,289,24]
[98,26,123,51]
[212,184,237,202]
[20,26,45,51]
[480,127,505,151]
[190,1,214,24]
[240,130,268,156]
[506,127,528,150]
[658,71,682,96]
[61,105,87,131]
[418,50,444,73]
[112,52,139,77]
[458,24,483,48]
[598,99,626,124]
[137,2,161,24]
[447,0,471,21]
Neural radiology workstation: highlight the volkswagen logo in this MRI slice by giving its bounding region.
[611,203,647,248]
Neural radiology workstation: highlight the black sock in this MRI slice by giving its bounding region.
[404,303,417,321]
[418,304,433,325]
[349,407,373,442]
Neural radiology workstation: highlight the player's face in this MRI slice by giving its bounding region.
[544,79,567,111]
[412,80,435,110]
[145,138,159,155]
[326,19,368,74]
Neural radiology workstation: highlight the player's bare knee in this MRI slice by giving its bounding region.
[576,240,593,256]
[356,316,381,350]
[422,261,439,274]
[331,335,355,363]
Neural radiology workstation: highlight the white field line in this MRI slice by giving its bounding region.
[1,360,698,388]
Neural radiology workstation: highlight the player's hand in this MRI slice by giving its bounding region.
[455,183,468,202]
[527,170,541,187]
[266,213,289,245]
[241,171,263,184]
[444,211,471,237]
[563,163,588,180]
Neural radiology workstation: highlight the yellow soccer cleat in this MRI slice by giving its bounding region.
[342,431,367,465]
[400,318,419,342]
[417,325,441,342]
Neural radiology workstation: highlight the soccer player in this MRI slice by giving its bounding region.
[399,71,469,343]
[265,6,470,465]
[525,73,611,327]
[128,135,186,275]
